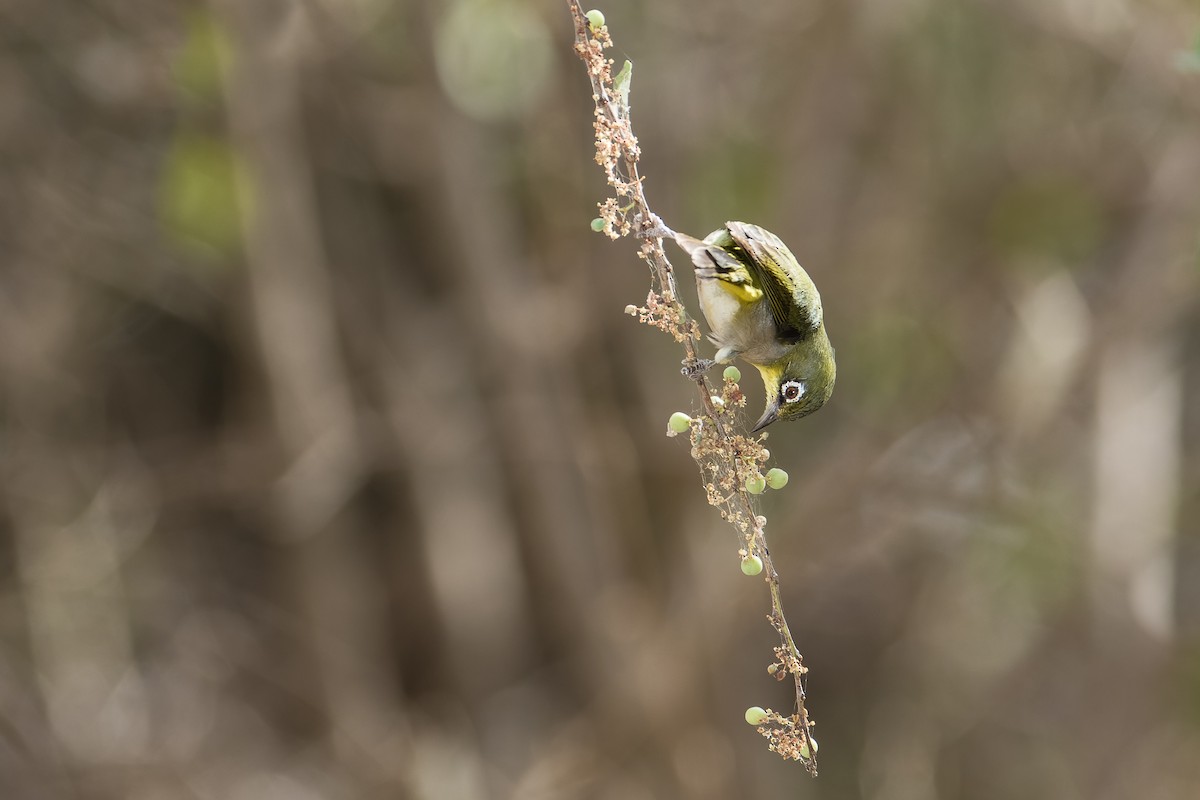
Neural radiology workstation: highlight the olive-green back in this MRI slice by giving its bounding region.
[724,221,822,341]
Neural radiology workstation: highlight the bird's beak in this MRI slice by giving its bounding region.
[752,404,780,433]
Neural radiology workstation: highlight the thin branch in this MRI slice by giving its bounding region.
[567,1,818,774]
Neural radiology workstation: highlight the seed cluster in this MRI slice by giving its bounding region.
[624,291,700,345]
[752,708,817,762]
[574,21,641,240]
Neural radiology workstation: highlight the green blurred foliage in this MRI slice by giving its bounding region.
[1174,31,1200,73]
[171,9,230,106]
[159,132,245,258]
[161,9,242,259]
[849,314,957,423]
[989,176,1105,268]
[685,136,778,228]
[435,0,554,121]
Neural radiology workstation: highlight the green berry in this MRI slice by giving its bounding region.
[740,554,763,576]
[745,474,766,495]
[668,412,692,433]
[799,736,818,759]
[723,365,741,382]
[765,467,789,490]
[744,706,769,726]
[590,217,605,232]
[585,9,605,29]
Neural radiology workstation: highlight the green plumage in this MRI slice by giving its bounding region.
[673,221,835,431]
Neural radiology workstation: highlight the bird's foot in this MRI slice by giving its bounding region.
[635,212,676,241]
[681,357,715,380]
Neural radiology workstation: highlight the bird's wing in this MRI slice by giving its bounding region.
[725,221,822,339]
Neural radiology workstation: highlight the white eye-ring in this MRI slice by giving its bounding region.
[781,380,805,403]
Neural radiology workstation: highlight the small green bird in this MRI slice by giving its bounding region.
[672,221,835,432]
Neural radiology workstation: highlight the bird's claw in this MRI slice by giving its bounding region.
[681,357,715,380]
[635,212,676,241]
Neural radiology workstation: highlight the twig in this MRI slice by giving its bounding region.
[567,2,818,774]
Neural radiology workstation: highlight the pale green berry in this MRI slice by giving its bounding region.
[668,412,692,433]
[765,467,789,490]
[590,217,606,232]
[723,365,741,382]
[745,474,766,494]
[799,736,818,759]
[740,554,763,576]
[585,9,605,29]
[744,706,769,726]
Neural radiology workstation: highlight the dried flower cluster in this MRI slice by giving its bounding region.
[574,19,640,240]
[751,708,817,762]
[678,373,770,554]
[624,292,700,344]
[568,1,817,774]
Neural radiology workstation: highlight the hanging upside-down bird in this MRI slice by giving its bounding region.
[669,221,835,432]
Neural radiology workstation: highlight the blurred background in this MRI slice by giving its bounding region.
[2,0,1200,797]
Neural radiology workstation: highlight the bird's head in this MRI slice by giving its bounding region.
[751,335,836,432]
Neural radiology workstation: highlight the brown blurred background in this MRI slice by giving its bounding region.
[3,0,1200,797]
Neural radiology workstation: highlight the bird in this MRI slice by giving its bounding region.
[669,221,836,432]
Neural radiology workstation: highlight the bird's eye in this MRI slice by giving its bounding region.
[781,380,805,403]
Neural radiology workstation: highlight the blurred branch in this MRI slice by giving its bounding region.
[567,2,818,773]
[214,1,408,781]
